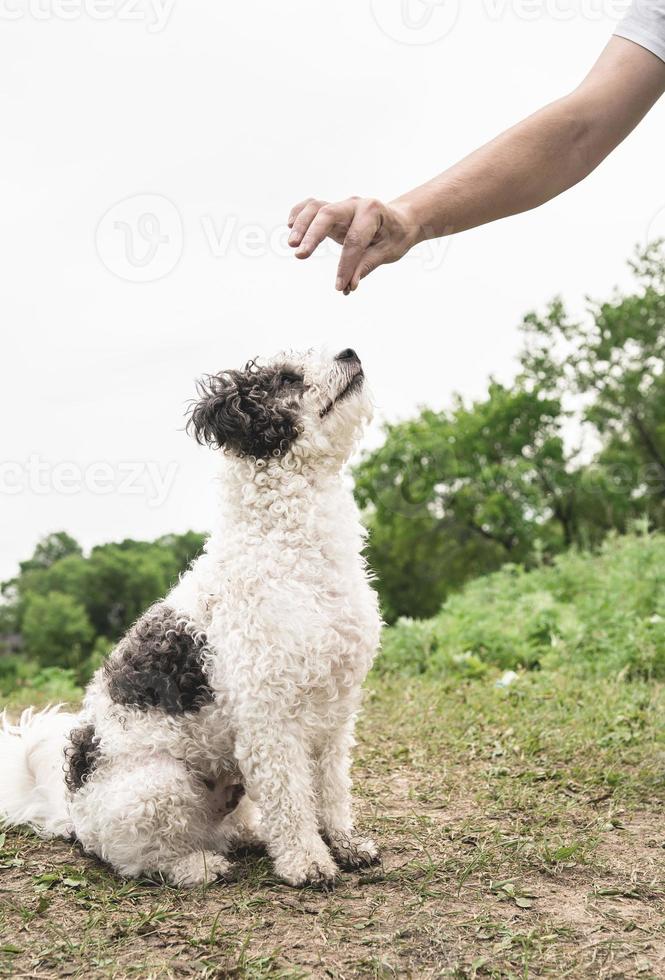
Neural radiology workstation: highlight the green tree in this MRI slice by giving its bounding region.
[2,529,207,671]
[354,381,573,621]
[82,543,178,638]
[22,591,94,671]
[156,531,206,572]
[19,532,82,574]
[523,242,665,533]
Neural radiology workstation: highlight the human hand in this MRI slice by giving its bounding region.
[287,196,419,294]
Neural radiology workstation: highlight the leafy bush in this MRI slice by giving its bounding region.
[0,654,38,693]
[21,667,84,703]
[0,657,83,704]
[377,531,665,680]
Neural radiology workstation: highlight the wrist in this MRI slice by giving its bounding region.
[389,196,428,249]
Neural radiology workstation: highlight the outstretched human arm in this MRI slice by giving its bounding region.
[288,37,665,294]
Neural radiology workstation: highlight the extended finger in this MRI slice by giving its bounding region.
[288,200,325,247]
[336,206,382,292]
[342,245,386,295]
[295,202,353,259]
[287,198,316,228]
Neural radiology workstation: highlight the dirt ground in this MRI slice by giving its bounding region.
[2,676,665,978]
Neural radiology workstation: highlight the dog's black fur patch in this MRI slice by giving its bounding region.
[104,603,214,715]
[64,724,101,793]
[187,361,305,459]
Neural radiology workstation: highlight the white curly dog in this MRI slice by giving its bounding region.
[0,347,382,887]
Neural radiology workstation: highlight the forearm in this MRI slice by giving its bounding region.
[395,38,665,243]
[393,97,596,239]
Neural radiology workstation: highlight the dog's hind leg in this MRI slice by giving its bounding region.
[212,793,264,855]
[70,756,235,886]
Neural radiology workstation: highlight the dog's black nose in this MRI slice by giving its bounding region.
[336,348,360,364]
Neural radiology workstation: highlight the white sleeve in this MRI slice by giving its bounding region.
[614,1,665,64]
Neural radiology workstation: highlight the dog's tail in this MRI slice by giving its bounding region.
[0,705,77,838]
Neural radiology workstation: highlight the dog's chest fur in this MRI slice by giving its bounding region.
[171,476,381,709]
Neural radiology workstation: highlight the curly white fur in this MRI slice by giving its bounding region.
[0,348,382,887]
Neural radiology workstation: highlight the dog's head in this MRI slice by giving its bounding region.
[187,348,372,467]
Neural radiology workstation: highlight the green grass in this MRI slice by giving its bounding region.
[379,530,665,681]
[2,673,665,977]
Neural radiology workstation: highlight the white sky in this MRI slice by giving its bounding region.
[2,0,664,582]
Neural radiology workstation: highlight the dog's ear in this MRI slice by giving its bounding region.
[187,365,301,459]
[187,372,242,451]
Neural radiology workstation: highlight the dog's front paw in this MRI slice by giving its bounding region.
[168,851,236,887]
[274,847,338,888]
[327,833,381,871]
